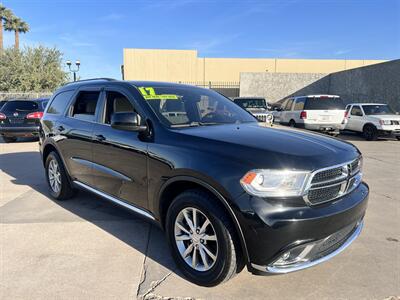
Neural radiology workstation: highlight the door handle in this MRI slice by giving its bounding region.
[57,125,65,132]
[95,134,106,141]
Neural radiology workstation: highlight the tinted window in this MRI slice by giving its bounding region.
[2,101,38,112]
[293,98,306,110]
[351,106,363,116]
[71,91,100,122]
[362,104,395,115]
[103,91,136,124]
[304,97,345,110]
[47,91,74,114]
[137,85,256,127]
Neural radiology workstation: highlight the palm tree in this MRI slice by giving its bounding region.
[5,16,29,50]
[0,5,13,52]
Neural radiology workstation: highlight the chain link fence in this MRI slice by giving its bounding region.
[0,92,53,101]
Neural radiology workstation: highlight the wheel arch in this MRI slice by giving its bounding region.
[157,176,250,264]
[362,122,377,131]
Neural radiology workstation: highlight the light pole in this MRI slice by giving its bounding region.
[66,60,80,81]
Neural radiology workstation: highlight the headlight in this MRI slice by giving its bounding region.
[379,120,391,125]
[240,169,310,197]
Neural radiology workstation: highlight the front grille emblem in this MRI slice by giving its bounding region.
[13,112,18,117]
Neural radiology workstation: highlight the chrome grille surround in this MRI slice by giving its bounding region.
[303,157,362,206]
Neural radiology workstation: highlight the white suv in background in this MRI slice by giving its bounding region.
[277,95,347,135]
[344,103,400,140]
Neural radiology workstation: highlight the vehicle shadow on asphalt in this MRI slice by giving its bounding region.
[0,150,182,283]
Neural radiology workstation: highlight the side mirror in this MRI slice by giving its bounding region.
[111,112,147,132]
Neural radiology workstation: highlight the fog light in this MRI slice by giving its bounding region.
[272,244,315,267]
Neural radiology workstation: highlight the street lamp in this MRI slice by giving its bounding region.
[66,60,80,82]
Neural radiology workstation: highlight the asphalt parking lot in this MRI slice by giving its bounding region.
[1,128,399,300]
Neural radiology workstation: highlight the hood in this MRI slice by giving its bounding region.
[174,123,359,171]
[246,108,269,114]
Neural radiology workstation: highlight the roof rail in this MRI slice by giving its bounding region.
[64,78,117,85]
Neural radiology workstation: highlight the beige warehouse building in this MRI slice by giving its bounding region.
[122,48,385,83]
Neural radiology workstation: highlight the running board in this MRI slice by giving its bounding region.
[73,181,155,221]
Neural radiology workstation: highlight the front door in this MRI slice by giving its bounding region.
[91,89,149,210]
[347,105,364,131]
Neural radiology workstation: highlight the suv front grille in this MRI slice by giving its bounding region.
[305,157,362,205]
[255,114,267,122]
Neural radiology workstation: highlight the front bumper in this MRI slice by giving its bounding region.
[0,126,40,136]
[235,182,369,274]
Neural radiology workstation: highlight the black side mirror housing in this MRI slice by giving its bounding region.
[111,112,147,132]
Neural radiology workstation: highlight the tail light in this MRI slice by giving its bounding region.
[300,111,307,119]
[26,112,44,119]
[344,111,348,118]
[0,112,6,120]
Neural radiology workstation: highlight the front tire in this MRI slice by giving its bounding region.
[363,124,378,141]
[45,151,75,200]
[166,190,242,286]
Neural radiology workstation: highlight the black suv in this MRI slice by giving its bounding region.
[39,79,369,286]
[0,98,49,142]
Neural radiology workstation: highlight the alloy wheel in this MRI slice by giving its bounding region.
[174,207,219,272]
[48,159,61,193]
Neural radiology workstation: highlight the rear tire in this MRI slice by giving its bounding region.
[396,136,400,141]
[289,120,296,128]
[363,124,378,141]
[2,136,17,143]
[45,151,75,200]
[166,189,242,286]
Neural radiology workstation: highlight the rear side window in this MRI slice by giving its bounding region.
[71,91,100,122]
[47,91,74,115]
[293,98,306,110]
[2,101,38,112]
[304,97,345,110]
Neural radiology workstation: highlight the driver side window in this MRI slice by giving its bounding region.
[102,91,139,124]
[351,106,363,117]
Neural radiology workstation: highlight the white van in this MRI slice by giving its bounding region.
[277,95,347,135]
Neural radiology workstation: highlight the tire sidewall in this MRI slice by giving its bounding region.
[166,192,234,286]
[45,151,70,199]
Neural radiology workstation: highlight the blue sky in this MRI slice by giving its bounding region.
[3,0,399,80]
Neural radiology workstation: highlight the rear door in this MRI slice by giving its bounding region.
[304,97,345,124]
[57,88,102,186]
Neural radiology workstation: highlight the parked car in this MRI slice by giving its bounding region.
[277,95,347,135]
[233,97,273,125]
[40,79,368,286]
[344,103,400,140]
[0,98,49,142]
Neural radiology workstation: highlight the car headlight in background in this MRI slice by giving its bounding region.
[240,169,310,197]
[379,120,391,125]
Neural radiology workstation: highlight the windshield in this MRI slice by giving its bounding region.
[235,99,266,109]
[137,85,257,127]
[362,104,395,115]
[2,101,39,112]
[304,97,345,110]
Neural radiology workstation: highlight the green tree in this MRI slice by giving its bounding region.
[0,5,13,52]
[0,46,68,92]
[5,16,29,50]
